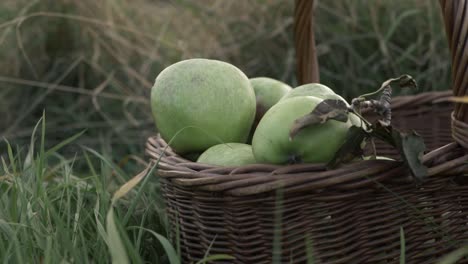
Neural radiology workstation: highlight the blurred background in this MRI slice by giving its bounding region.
[0,0,451,166]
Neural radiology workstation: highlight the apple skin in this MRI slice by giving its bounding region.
[250,77,292,120]
[151,59,256,154]
[363,156,395,161]
[281,83,338,101]
[252,96,353,164]
[281,83,364,128]
[197,143,256,166]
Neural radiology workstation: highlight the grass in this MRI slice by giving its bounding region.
[0,116,243,263]
[0,115,172,263]
[0,0,463,262]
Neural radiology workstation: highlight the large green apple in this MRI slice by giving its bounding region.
[252,96,352,164]
[197,143,256,166]
[250,77,292,120]
[281,83,364,128]
[151,59,256,154]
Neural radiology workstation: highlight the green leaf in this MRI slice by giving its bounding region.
[328,126,368,168]
[290,99,349,140]
[393,130,428,181]
[370,122,427,180]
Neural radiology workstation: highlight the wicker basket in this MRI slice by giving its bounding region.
[146,1,468,263]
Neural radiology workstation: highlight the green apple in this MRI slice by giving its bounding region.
[363,156,395,161]
[252,96,353,164]
[281,83,338,101]
[282,83,365,128]
[250,77,292,120]
[197,143,256,166]
[151,59,256,154]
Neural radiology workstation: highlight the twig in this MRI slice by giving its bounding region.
[360,85,392,126]
[350,74,417,126]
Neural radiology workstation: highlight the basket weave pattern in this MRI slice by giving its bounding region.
[146,0,468,262]
[147,128,468,263]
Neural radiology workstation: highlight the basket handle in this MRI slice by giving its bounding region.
[439,0,468,149]
[294,0,320,85]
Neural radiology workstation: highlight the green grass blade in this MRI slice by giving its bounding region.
[272,188,284,264]
[400,227,405,264]
[437,245,468,264]
[121,132,175,226]
[82,146,127,182]
[39,110,46,174]
[95,212,109,246]
[195,254,235,264]
[4,138,16,174]
[23,115,43,169]
[106,207,130,264]
[44,130,86,158]
[44,236,53,264]
[305,235,314,264]
[129,226,180,264]
[199,234,217,263]
[134,211,148,253]
[176,214,181,261]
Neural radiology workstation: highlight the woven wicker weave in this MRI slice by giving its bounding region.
[146,0,468,263]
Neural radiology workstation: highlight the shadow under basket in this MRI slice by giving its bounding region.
[146,91,468,263]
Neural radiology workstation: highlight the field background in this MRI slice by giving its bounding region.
[0,0,454,263]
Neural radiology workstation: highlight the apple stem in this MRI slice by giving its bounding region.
[349,74,417,127]
[347,110,373,130]
[359,85,392,126]
[356,74,416,100]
